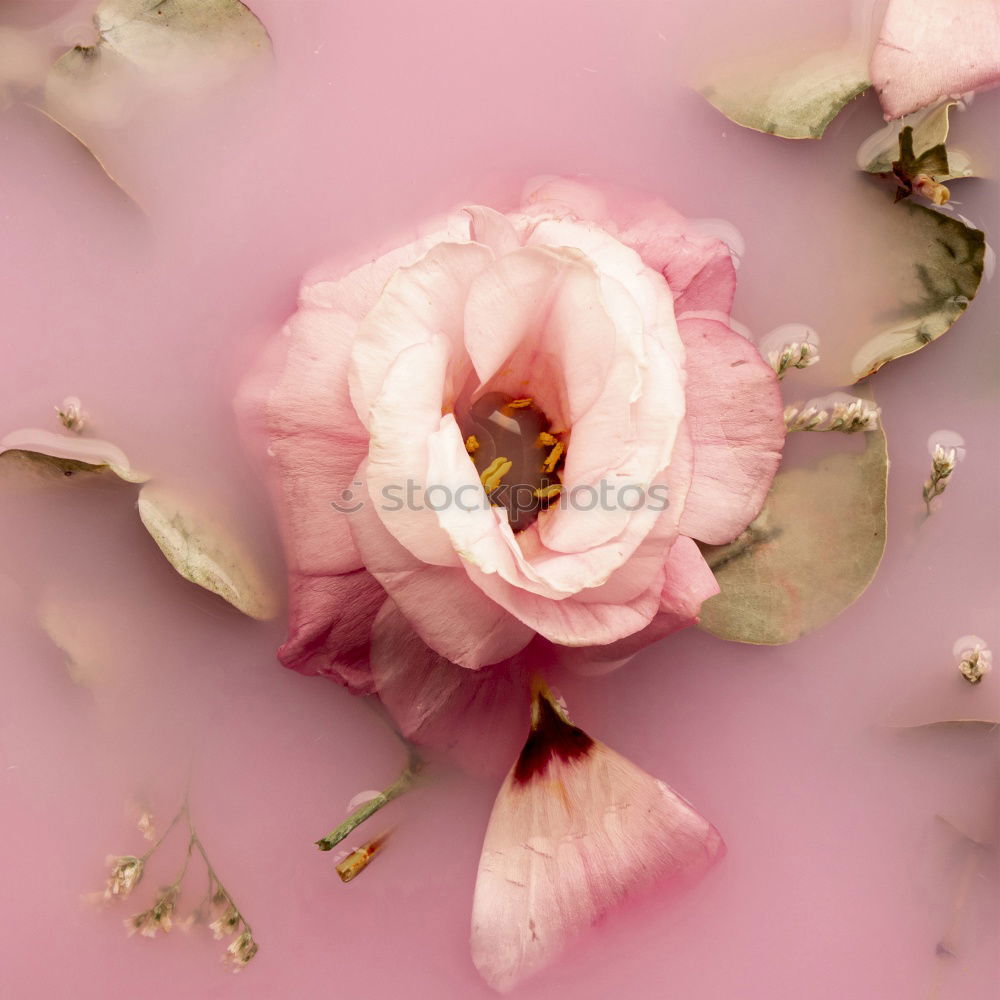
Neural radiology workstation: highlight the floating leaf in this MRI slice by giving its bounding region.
[857,101,975,180]
[44,0,271,130]
[137,483,280,620]
[701,48,869,140]
[19,103,141,208]
[889,671,1000,731]
[698,417,887,644]
[0,428,149,483]
[850,204,985,381]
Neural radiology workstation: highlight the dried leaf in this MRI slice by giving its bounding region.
[858,101,975,180]
[701,48,869,140]
[44,0,271,129]
[697,417,887,645]
[0,428,149,483]
[137,483,280,620]
[850,204,985,381]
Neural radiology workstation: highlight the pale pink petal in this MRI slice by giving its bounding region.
[520,175,610,222]
[466,558,665,647]
[236,306,369,575]
[422,418,674,646]
[539,325,682,556]
[278,570,385,692]
[464,205,523,256]
[558,535,720,675]
[471,687,724,993]
[424,415,679,644]
[348,460,533,668]
[463,246,617,430]
[522,177,738,315]
[366,337,463,567]
[370,599,531,776]
[235,304,383,689]
[871,0,1000,119]
[676,315,785,545]
[621,221,738,317]
[300,212,472,317]
[348,241,492,426]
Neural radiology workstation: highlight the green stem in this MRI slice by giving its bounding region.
[316,750,424,852]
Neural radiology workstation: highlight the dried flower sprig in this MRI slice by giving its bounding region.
[99,794,259,970]
[784,397,881,434]
[127,886,179,938]
[769,341,820,379]
[55,396,86,434]
[923,443,957,513]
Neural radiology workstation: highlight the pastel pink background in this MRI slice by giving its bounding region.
[1,1,998,998]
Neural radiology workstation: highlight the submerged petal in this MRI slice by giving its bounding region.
[471,687,724,992]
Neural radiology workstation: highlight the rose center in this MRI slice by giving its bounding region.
[458,392,565,533]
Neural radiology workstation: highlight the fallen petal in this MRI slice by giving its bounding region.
[471,685,723,992]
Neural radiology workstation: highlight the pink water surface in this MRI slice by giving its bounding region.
[1,1,998,998]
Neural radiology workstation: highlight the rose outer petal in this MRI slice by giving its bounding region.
[675,314,785,546]
[370,598,531,776]
[349,460,534,669]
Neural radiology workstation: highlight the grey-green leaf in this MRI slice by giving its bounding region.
[850,204,985,381]
[857,101,975,180]
[137,483,280,621]
[45,0,271,129]
[701,48,870,140]
[697,421,887,645]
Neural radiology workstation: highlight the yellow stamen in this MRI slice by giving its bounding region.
[480,457,513,493]
[541,441,565,474]
[465,435,480,455]
[506,397,533,410]
[535,431,557,447]
[533,484,562,501]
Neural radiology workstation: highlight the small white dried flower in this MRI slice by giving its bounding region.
[785,396,880,434]
[225,929,259,970]
[784,403,828,432]
[956,641,993,685]
[126,887,178,938]
[209,905,241,941]
[55,397,86,434]
[923,443,957,511]
[104,855,144,900]
[769,341,820,379]
[137,811,155,842]
[826,398,881,433]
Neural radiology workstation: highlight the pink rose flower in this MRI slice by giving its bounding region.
[239,177,784,771]
[871,0,1000,119]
